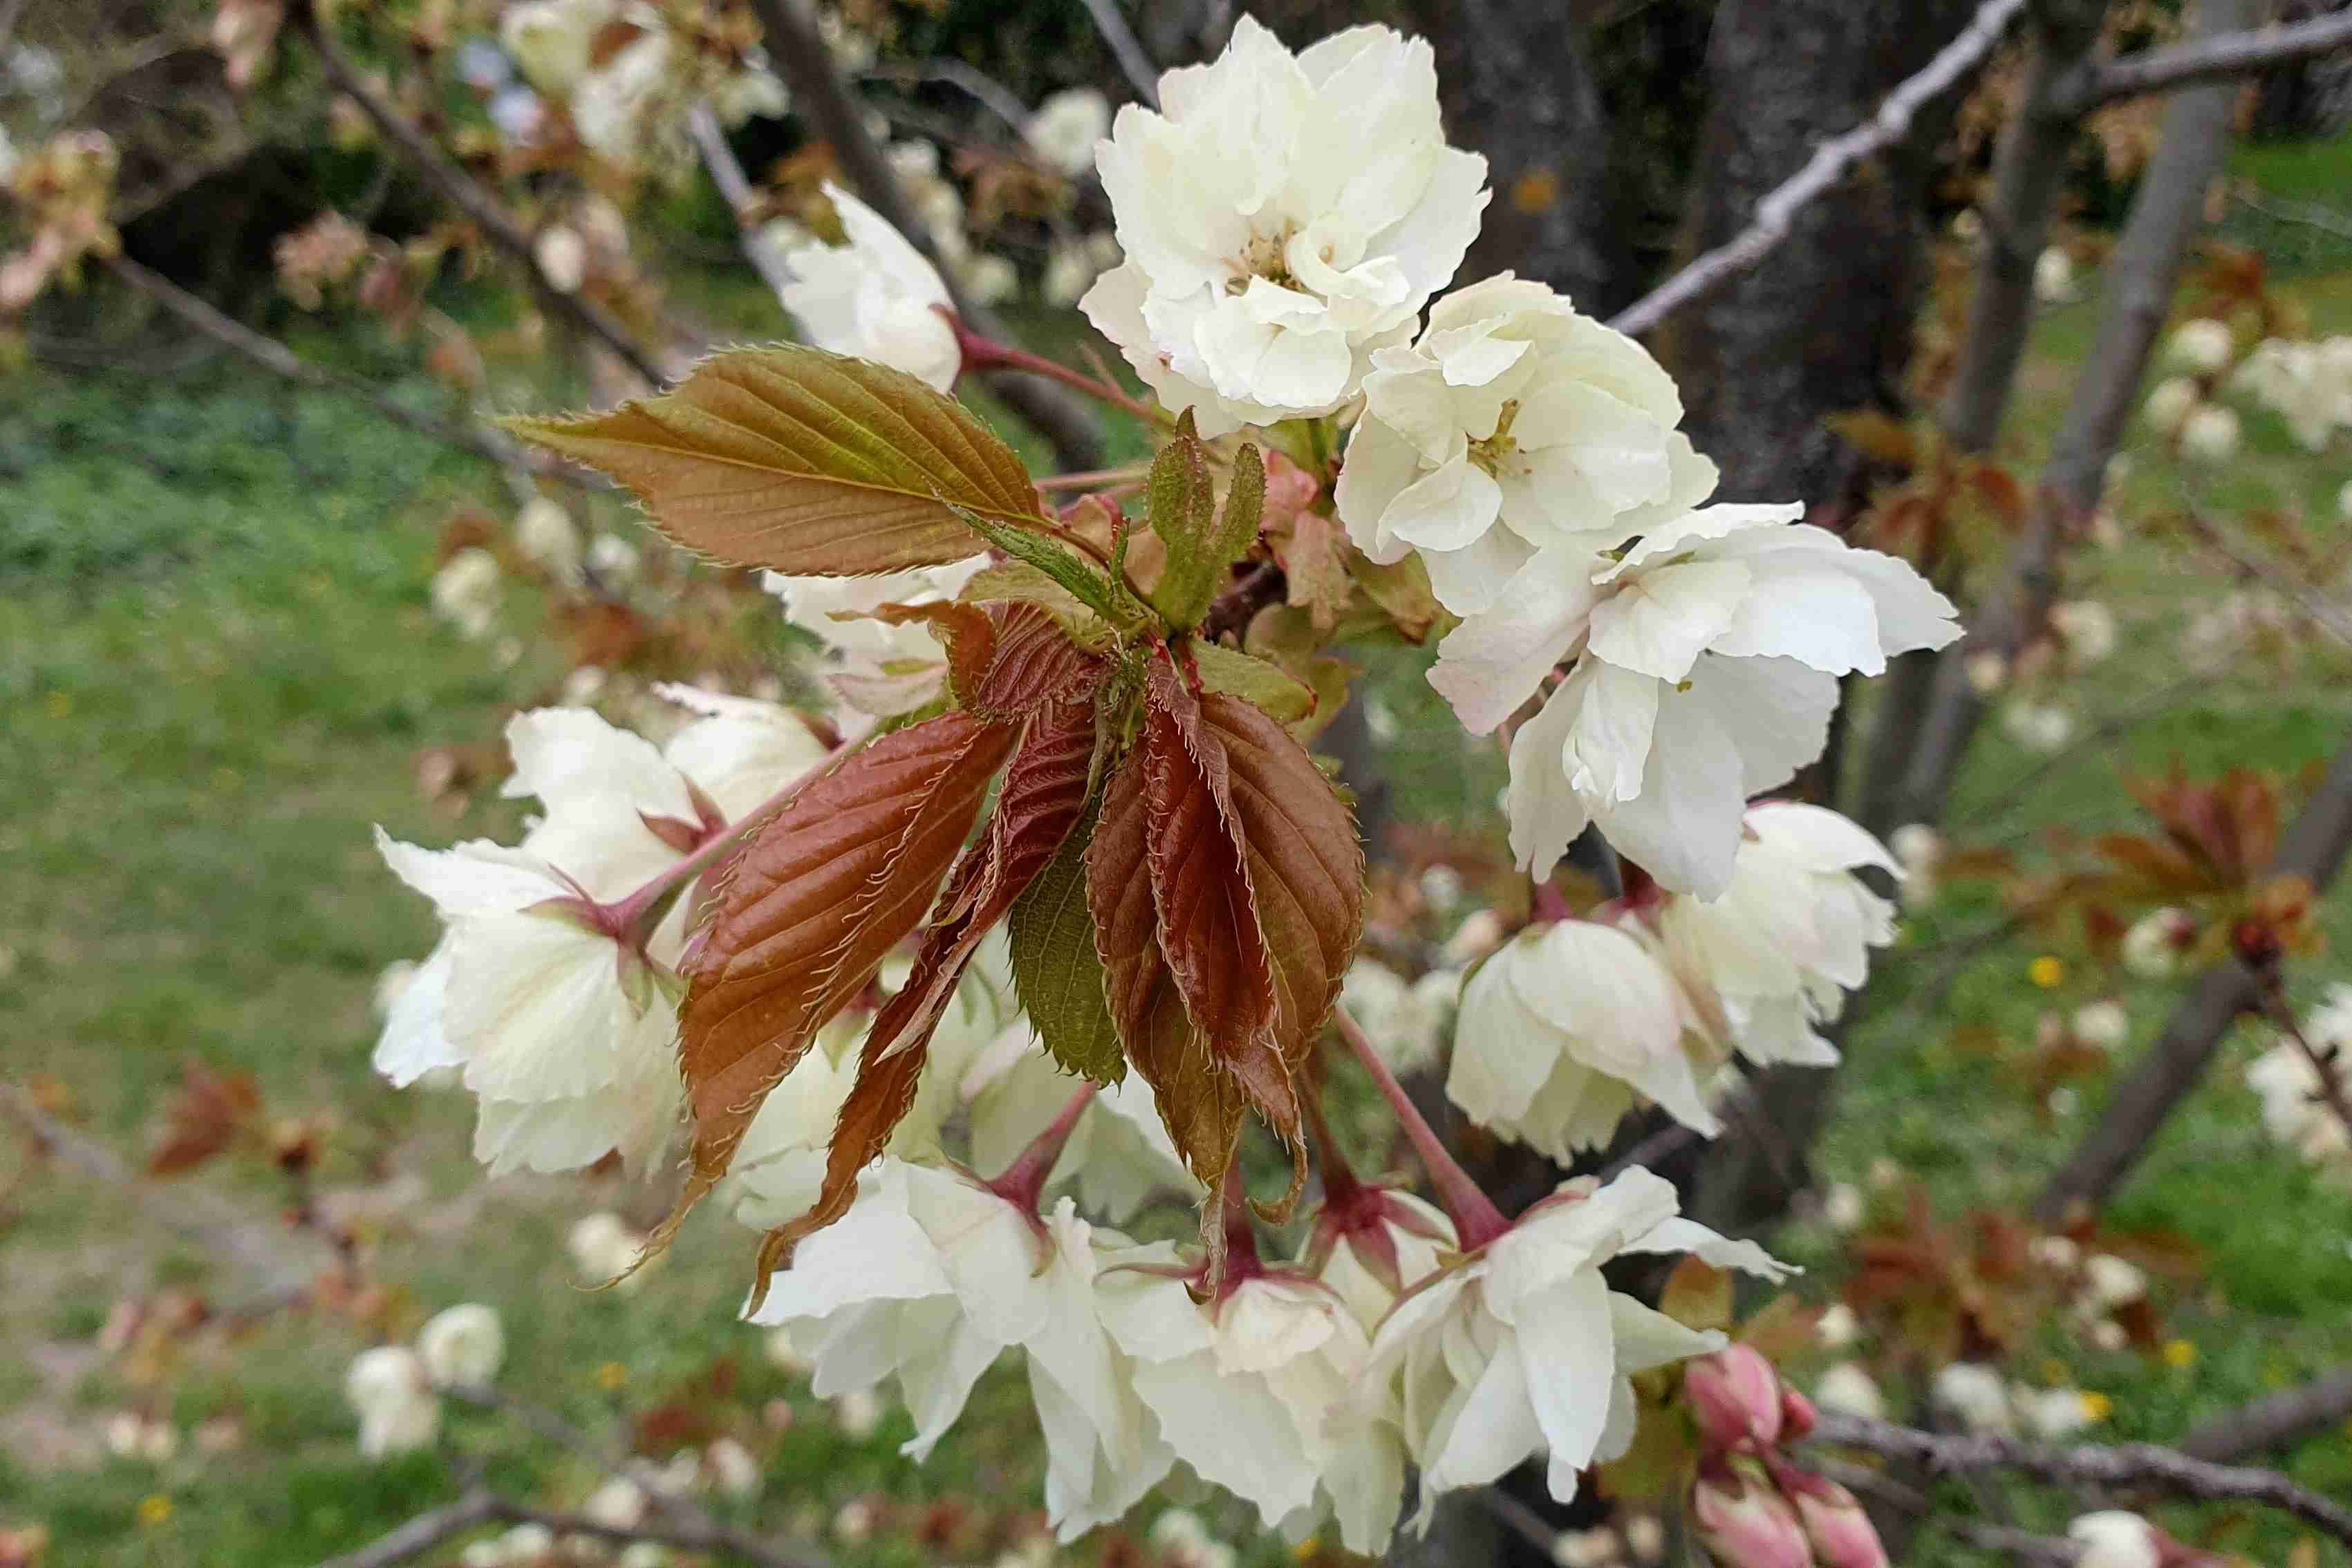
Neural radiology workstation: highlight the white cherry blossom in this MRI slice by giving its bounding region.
[1027,87,1111,178]
[1428,505,1959,895]
[655,685,833,823]
[1335,274,1697,615]
[1654,803,1901,1069]
[781,183,962,391]
[749,1160,1164,1539]
[761,554,991,715]
[374,710,699,1177]
[1082,18,1488,434]
[416,1303,505,1388]
[1448,919,1719,1157]
[346,1346,441,1458]
[1361,1168,1791,1524]
[1094,1251,1402,1552]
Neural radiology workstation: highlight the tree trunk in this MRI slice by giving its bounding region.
[1666,0,1975,1233]
[1893,0,2255,832]
[1414,0,1635,314]
[1668,0,1973,510]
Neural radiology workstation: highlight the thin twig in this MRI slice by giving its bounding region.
[102,255,597,496]
[435,1383,815,1567]
[2053,9,2352,115]
[2174,496,2352,652]
[861,57,1034,135]
[2232,185,2352,242]
[2258,984,2352,1144]
[1810,1410,2352,1547]
[289,0,668,389]
[310,1489,502,1568]
[2182,1363,2352,1462]
[1077,0,1162,108]
[310,1484,828,1568]
[1608,0,2031,338]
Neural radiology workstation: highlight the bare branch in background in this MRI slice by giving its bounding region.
[310,1484,827,1568]
[103,254,597,501]
[1894,0,2257,832]
[742,0,1105,469]
[1810,1410,2352,1547]
[1938,0,2112,457]
[1078,0,1164,108]
[2037,726,2352,1221]
[2054,8,2352,114]
[1607,0,2031,340]
[288,0,669,390]
[2183,1364,2352,1462]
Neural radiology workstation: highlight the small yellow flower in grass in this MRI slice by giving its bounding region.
[44,691,70,720]
[2163,1339,2197,1370]
[2080,1391,2113,1422]
[1291,1538,1322,1562]
[595,1361,628,1391]
[2029,955,2065,989]
[136,1494,173,1528]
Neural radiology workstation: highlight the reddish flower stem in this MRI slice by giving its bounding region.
[987,1084,1096,1211]
[1330,1005,1511,1249]
[952,317,1168,426]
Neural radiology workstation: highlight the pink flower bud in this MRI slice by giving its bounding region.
[1687,1344,1785,1451]
[1780,1384,1818,1441]
[1793,1483,1887,1568]
[1693,1462,1815,1568]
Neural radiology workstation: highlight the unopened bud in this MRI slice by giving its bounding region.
[1791,1482,1887,1568]
[1779,1384,1818,1441]
[1693,1462,1814,1568]
[1686,1344,1784,1451]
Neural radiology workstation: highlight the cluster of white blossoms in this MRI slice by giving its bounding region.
[364,14,1995,1546]
[2247,983,2352,1178]
[345,1303,505,1458]
[2229,335,2352,451]
[1450,803,1903,1157]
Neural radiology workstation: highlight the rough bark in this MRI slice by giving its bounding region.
[1668,0,1976,509]
[745,0,1105,470]
[1892,0,2256,833]
[2036,726,2352,1223]
[1669,0,1974,1232]
[1414,0,1634,315]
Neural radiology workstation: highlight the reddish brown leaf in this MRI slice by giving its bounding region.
[749,701,1101,1299]
[147,1063,263,1177]
[1087,747,1245,1191]
[658,712,1018,1261]
[1141,652,1276,1049]
[1201,690,1363,1081]
[969,604,1109,719]
[857,600,997,705]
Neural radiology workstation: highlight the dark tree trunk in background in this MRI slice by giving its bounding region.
[1668,0,1975,512]
[1661,0,1975,1235]
[2253,0,2352,136]
[1414,0,1636,315]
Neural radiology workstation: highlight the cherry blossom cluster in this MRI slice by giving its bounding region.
[367,12,1981,1547]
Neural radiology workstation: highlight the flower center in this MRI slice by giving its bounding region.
[1466,399,1524,475]
[1226,223,1301,294]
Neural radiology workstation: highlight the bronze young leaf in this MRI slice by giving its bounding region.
[505,345,1041,575]
[751,695,1101,1300]
[654,710,1018,1267]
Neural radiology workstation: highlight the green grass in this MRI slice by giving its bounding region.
[6,233,2352,1565]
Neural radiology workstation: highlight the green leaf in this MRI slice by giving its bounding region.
[1009,801,1128,1085]
[1148,414,1264,631]
[953,505,1129,628]
[504,344,1040,575]
[959,560,1114,648]
[1190,641,1314,725]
